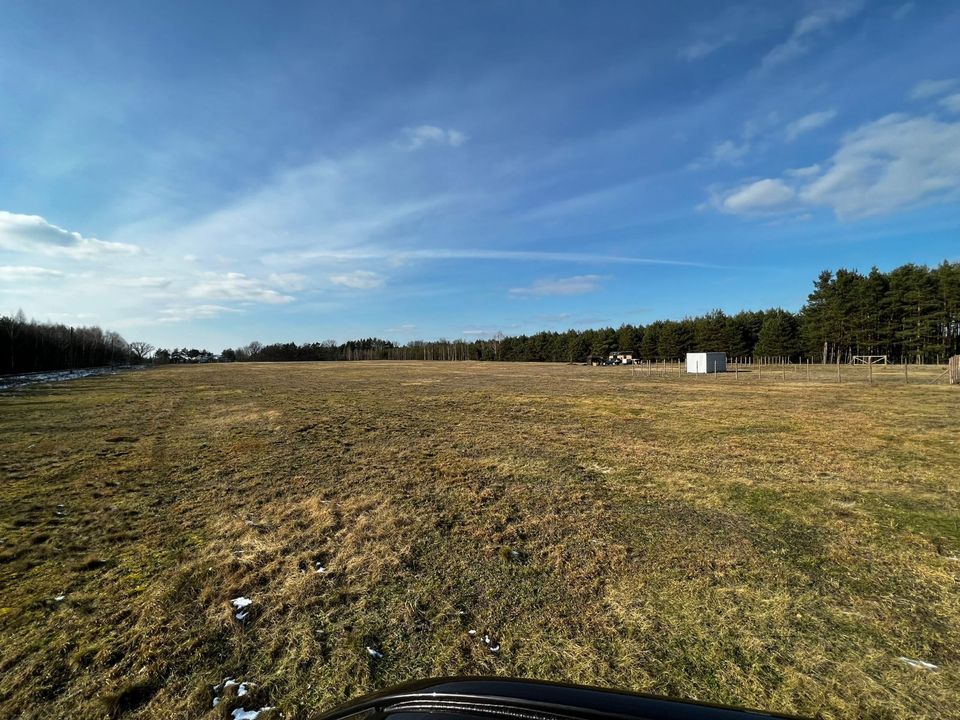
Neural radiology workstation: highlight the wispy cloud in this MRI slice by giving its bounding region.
[761,1,864,69]
[716,179,797,215]
[105,276,172,288]
[679,35,736,61]
[0,265,65,281]
[939,93,960,114]
[400,125,467,150]
[709,139,751,164]
[509,274,607,298]
[0,211,140,258]
[910,78,958,100]
[187,272,295,304]
[785,110,837,141]
[711,111,960,219]
[156,304,241,323]
[329,270,385,289]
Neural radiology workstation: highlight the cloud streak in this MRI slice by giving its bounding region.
[0,211,140,258]
[400,125,467,150]
[329,270,385,289]
[509,274,607,297]
[712,112,960,219]
[761,1,864,69]
[785,110,837,141]
[187,272,295,304]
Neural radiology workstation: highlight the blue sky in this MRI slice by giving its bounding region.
[1,0,959,349]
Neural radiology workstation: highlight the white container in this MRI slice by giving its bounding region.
[686,352,727,373]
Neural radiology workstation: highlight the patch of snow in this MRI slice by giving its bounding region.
[231,596,253,609]
[366,646,383,659]
[54,594,66,601]
[467,630,476,637]
[232,707,274,720]
[898,656,938,671]
[235,611,249,621]
[489,644,501,653]
[0,365,146,391]
[238,682,253,697]
[314,563,326,573]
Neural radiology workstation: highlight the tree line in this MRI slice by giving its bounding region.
[217,262,958,365]
[4,261,959,375]
[0,310,155,375]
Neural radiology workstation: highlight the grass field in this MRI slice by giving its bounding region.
[1,362,958,719]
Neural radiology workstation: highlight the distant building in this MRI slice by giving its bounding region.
[686,352,726,373]
[607,350,635,364]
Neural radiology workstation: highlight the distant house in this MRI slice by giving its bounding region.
[608,350,635,364]
[686,352,726,373]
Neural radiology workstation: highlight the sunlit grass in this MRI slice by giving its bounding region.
[1,362,957,718]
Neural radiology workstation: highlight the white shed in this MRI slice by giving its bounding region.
[686,352,727,374]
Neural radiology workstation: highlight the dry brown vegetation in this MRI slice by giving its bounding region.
[1,361,958,719]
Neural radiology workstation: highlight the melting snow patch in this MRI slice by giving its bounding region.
[898,657,938,671]
[467,630,477,637]
[366,646,383,659]
[231,597,253,609]
[315,563,326,573]
[480,634,501,653]
[213,678,241,708]
[54,595,66,602]
[232,707,274,720]
[235,611,249,621]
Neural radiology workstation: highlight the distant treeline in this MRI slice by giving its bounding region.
[6,261,959,375]
[209,261,959,365]
[0,310,155,375]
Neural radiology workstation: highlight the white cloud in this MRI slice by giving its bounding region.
[800,114,960,217]
[329,270,385,289]
[679,35,735,61]
[187,272,295,304]
[156,304,241,323]
[761,1,864,69]
[0,211,140,258]
[710,139,751,164]
[106,276,172,288]
[785,164,822,177]
[267,272,307,291]
[401,125,468,150]
[785,110,837,141]
[721,179,797,214]
[509,274,606,297]
[940,93,960,114]
[713,112,960,219]
[910,78,958,100]
[0,265,64,281]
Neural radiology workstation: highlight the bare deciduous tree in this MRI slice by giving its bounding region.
[129,341,156,362]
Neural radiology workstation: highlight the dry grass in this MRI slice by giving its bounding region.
[1,361,958,719]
